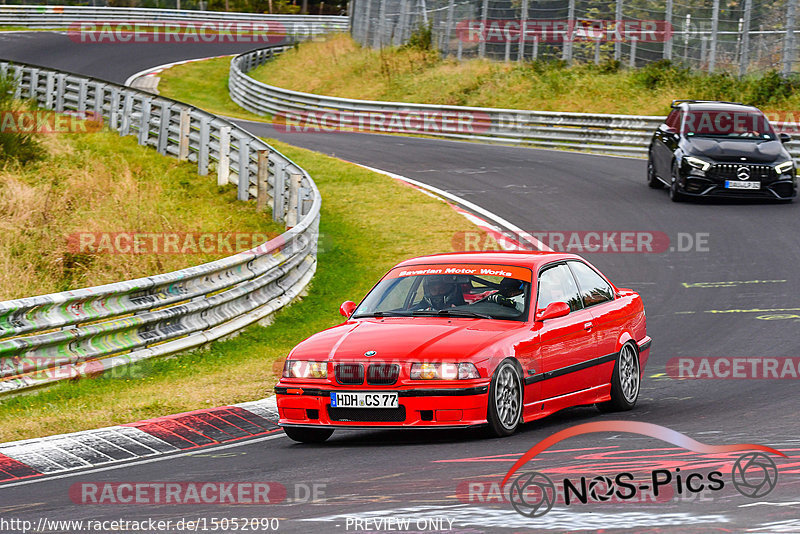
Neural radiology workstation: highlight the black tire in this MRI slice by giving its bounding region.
[596,342,641,413]
[283,426,334,443]
[669,162,685,202]
[647,155,663,189]
[486,359,523,437]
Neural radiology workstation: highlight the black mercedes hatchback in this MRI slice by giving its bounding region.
[647,100,797,202]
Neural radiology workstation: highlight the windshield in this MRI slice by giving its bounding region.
[352,263,533,321]
[682,110,776,140]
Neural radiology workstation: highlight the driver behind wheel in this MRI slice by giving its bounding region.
[485,277,525,312]
[419,275,465,310]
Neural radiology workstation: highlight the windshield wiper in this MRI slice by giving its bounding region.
[413,309,493,319]
[353,311,412,318]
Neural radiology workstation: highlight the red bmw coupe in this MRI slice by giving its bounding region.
[275,251,650,443]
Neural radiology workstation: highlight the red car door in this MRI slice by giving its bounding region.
[533,263,599,401]
[567,260,623,388]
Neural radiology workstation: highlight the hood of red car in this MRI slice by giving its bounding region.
[289,318,525,362]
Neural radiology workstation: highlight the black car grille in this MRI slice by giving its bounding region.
[708,163,774,182]
[328,405,407,422]
[335,363,364,385]
[367,364,400,385]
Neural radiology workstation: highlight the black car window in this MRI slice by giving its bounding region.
[537,264,583,312]
[567,261,614,308]
[665,109,681,130]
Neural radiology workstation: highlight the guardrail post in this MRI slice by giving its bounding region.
[286,172,302,227]
[55,73,66,112]
[77,79,88,113]
[138,97,152,146]
[198,115,211,176]
[239,136,252,201]
[157,102,170,155]
[120,93,133,136]
[28,69,39,101]
[93,82,105,120]
[45,71,55,110]
[110,88,121,131]
[218,126,231,186]
[12,67,22,100]
[179,107,191,161]
[272,162,286,221]
[257,149,270,210]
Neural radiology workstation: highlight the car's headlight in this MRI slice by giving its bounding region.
[685,156,712,172]
[775,160,794,174]
[410,362,480,380]
[283,360,327,379]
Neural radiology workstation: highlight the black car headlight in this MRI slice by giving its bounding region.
[684,156,712,172]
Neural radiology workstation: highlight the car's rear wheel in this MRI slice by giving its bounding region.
[283,426,334,443]
[597,342,641,413]
[669,162,685,202]
[487,360,523,437]
[647,155,663,189]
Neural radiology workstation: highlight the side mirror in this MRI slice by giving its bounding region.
[535,301,571,321]
[339,300,357,318]
[779,132,792,143]
[662,125,678,137]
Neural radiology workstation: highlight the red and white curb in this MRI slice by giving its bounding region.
[0,397,278,483]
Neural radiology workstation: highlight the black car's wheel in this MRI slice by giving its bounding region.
[487,359,523,437]
[669,162,685,202]
[647,155,663,189]
[597,342,641,413]
[283,426,334,443]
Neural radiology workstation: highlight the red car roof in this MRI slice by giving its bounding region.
[394,250,582,271]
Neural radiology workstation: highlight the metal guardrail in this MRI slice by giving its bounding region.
[229,46,800,158]
[0,5,348,38]
[0,59,321,395]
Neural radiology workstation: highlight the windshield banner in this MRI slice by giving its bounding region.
[389,264,532,282]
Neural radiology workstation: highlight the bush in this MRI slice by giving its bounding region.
[0,73,43,165]
[631,60,690,90]
[403,23,433,51]
[746,70,800,107]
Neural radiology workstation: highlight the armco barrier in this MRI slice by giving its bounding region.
[0,5,347,39]
[228,46,800,158]
[0,59,321,395]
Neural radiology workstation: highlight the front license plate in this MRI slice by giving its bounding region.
[725,180,760,190]
[330,392,398,408]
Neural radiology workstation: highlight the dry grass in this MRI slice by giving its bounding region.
[0,130,282,300]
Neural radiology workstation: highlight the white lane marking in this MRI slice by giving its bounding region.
[302,504,729,530]
[353,163,552,252]
[0,433,287,489]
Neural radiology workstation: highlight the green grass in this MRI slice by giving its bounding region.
[248,34,800,116]
[0,135,487,443]
[157,56,271,121]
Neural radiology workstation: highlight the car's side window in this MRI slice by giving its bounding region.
[537,264,583,312]
[568,261,614,308]
[665,109,681,130]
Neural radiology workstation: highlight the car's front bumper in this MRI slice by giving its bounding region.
[678,173,796,200]
[275,383,490,428]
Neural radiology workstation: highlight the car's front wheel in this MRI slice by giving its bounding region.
[669,162,685,202]
[283,426,334,443]
[647,155,663,189]
[597,342,641,413]
[487,359,523,437]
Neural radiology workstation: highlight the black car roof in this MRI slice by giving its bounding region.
[682,102,761,113]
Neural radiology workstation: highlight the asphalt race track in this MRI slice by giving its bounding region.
[2,33,800,533]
